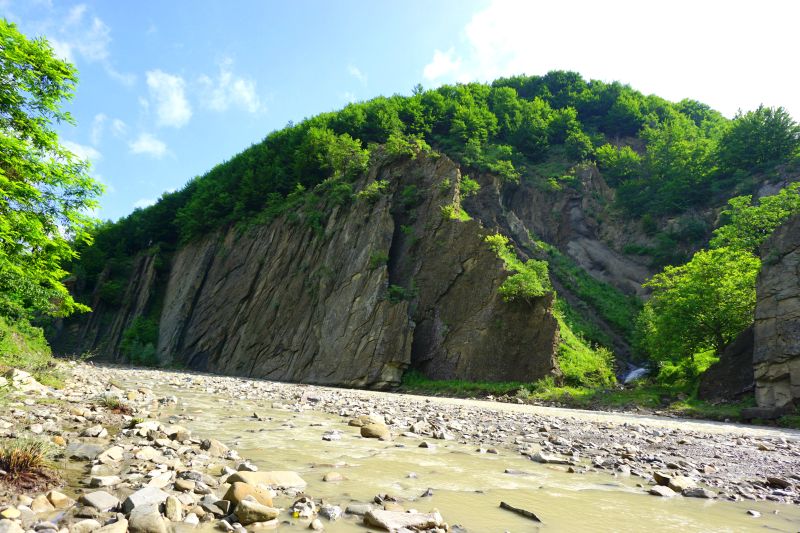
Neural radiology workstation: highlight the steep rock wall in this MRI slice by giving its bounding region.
[465,165,652,298]
[53,153,560,388]
[753,214,800,408]
[51,253,159,360]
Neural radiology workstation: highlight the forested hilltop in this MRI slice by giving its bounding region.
[53,70,800,412]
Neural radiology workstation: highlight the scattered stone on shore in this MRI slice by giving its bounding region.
[683,487,716,499]
[233,498,280,525]
[360,423,391,440]
[668,476,697,492]
[80,491,120,512]
[1,361,799,533]
[225,470,307,489]
[363,509,445,531]
[649,485,677,497]
[531,451,571,465]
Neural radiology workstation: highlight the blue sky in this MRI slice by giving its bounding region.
[4,0,800,221]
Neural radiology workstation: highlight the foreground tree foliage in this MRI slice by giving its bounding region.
[0,19,101,320]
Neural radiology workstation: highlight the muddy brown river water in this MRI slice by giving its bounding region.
[119,373,800,533]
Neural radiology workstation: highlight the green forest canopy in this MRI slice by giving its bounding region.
[74,70,800,294]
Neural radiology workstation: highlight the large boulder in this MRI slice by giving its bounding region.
[122,487,169,514]
[363,509,445,530]
[225,471,306,489]
[222,482,273,507]
[234,499,280,525]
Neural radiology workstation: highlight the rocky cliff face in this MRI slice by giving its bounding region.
[52,153,560,388]
[465,165,652,298]
[753,214,800,408]
[52,253,160,361]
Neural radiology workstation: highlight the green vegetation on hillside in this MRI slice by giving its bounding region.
[0,316,62,387]
[636,183,800,382]
[74,69,799,297]
[67,67,798,388]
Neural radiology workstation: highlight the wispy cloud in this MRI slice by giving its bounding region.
[146,70,192,128]
[347,64,367,85]
[133,198,156,209]
[342,91,357,103]
[44,4,135,86]
[90,113,106,145]
[129,132,167,158]
[111,118,128,137]
[198,58,264,114]
[63,140,101,163]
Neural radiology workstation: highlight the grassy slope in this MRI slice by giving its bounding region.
[0,317,63,389]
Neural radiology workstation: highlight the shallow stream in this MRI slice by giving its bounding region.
[130,376,800,532]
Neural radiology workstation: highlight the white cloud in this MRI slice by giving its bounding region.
[63,140,101,162]
[421,0,800,119]
[48,37,74,63]
[111,118,128,137]
[422,48,462,81]
[198,58,264,113]
[146,70,192,128]
[347,64,367,85]
[342,91,357,103]
[90,113,107,145]
[65,4,87,26]
[39,4,135,85]
[133,198,156,209]
[129,133,167,158]
[77,15,111,62]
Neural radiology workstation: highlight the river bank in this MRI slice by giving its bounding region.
[1,362,799,532]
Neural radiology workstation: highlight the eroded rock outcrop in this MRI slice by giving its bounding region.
[52,153,560,388]
[753,214,800,409]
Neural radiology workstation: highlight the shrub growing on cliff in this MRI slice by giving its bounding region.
[356,180,389,203]
[441,203,471,221]
[384,132,430,159]
[460,175,481,197]
[485,234,551,302]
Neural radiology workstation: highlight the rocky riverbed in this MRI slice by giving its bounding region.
[1,362,800,532]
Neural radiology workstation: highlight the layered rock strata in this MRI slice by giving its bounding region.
[753,214,800,409]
